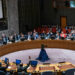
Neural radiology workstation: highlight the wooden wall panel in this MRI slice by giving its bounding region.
[0,40,75,57]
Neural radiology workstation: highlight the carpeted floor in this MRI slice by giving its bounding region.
[0,48,75,64]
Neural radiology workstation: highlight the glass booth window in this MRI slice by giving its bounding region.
[70,1,75,8]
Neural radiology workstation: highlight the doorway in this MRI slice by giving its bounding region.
[60,16,67,29]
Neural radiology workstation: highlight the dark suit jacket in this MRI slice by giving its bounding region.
[17,61,30,72]
[0,64,8,72]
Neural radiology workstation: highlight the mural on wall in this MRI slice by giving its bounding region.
[0,0,8,31]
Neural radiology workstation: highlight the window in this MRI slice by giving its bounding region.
[0,0,8,31]
[0,0,3,19]
[70,1,75,8]
[52,0,75,8]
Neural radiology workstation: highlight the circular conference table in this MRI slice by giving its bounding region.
[0,39,75,57]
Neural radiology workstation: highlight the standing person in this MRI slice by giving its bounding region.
[27,32,31,40]
[2,33,7,45]
[36,44,49,62]
[13,33,18,42]
[56,31,60,40]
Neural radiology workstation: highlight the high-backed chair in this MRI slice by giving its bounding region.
[16,59,21,65]
[41,71,54,75]
[62,68,75,75]
[4,58,9,64]
[0,70,6,75]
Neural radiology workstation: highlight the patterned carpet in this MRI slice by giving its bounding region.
[0,48,75,64]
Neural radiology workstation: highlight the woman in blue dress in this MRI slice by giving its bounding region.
[36,44,49,62]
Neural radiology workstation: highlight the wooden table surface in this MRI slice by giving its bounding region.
[0,59,75,75]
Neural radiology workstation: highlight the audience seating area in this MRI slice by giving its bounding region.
[0,26,75,46]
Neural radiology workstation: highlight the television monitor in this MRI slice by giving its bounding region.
[30,60,38,67]
[16,59,21,65]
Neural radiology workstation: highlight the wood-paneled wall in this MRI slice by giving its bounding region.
[0,40,75,57]
[18,0,40,33]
